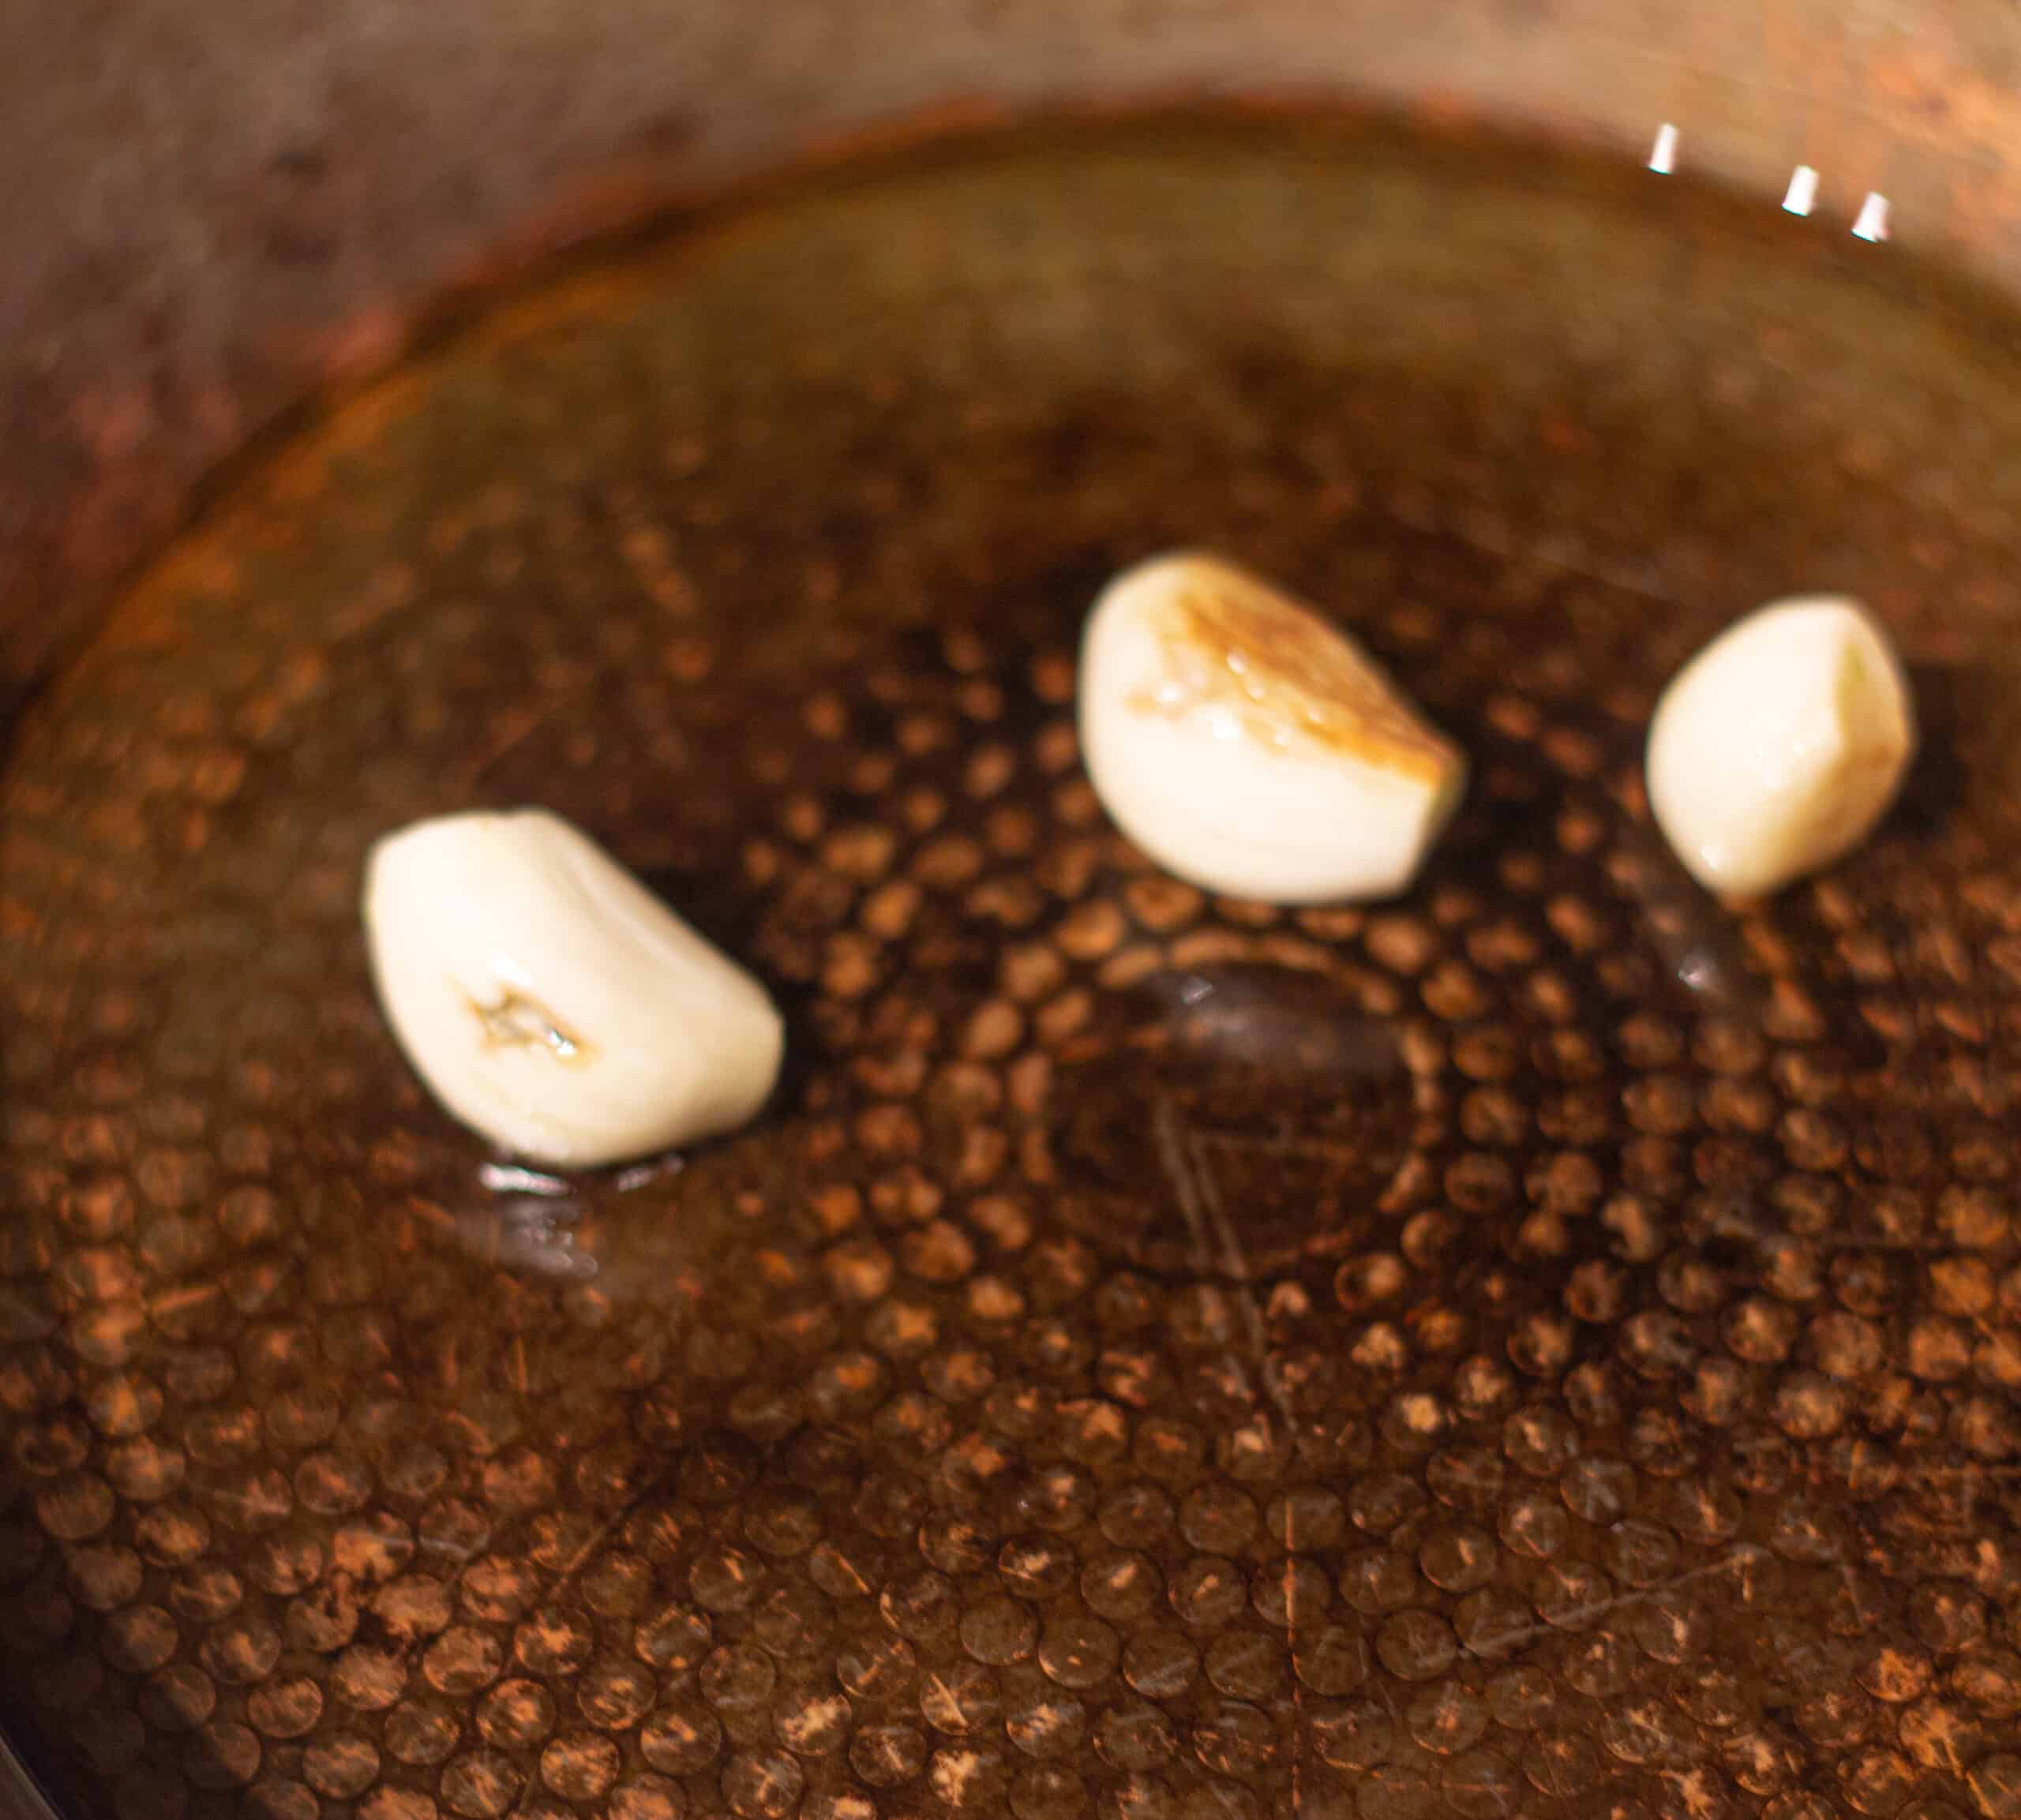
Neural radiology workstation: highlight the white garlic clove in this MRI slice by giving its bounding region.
[1077,552,1467,904]
[362,809,783,1167]
[1645,594,1915,899]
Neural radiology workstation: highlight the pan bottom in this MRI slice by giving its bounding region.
[4,118,2021,1820]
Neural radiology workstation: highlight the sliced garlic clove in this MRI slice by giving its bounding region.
[1645,594,1915,899]
[1077,552,1467,904]
[362,809,783,1167]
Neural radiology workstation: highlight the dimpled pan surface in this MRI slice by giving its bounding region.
[5,121,2021,1820]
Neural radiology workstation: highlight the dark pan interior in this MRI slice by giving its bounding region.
[4,119,2021,1820]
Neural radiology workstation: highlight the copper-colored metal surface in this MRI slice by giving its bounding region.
[6,122,2021,1820]
[7,1,2021,718]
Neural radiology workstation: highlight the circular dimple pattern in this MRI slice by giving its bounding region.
[3,122,2021,1820]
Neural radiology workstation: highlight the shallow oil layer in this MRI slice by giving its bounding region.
[6,119,2021,1820]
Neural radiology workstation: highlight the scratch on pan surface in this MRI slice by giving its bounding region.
[1150,1092,1261,1407]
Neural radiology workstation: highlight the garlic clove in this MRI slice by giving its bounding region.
[1645,594,1915,899]
[362,809,783,1167]
[1077,552,1467,904]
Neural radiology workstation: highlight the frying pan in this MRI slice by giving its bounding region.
[6,6,2021,1820]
